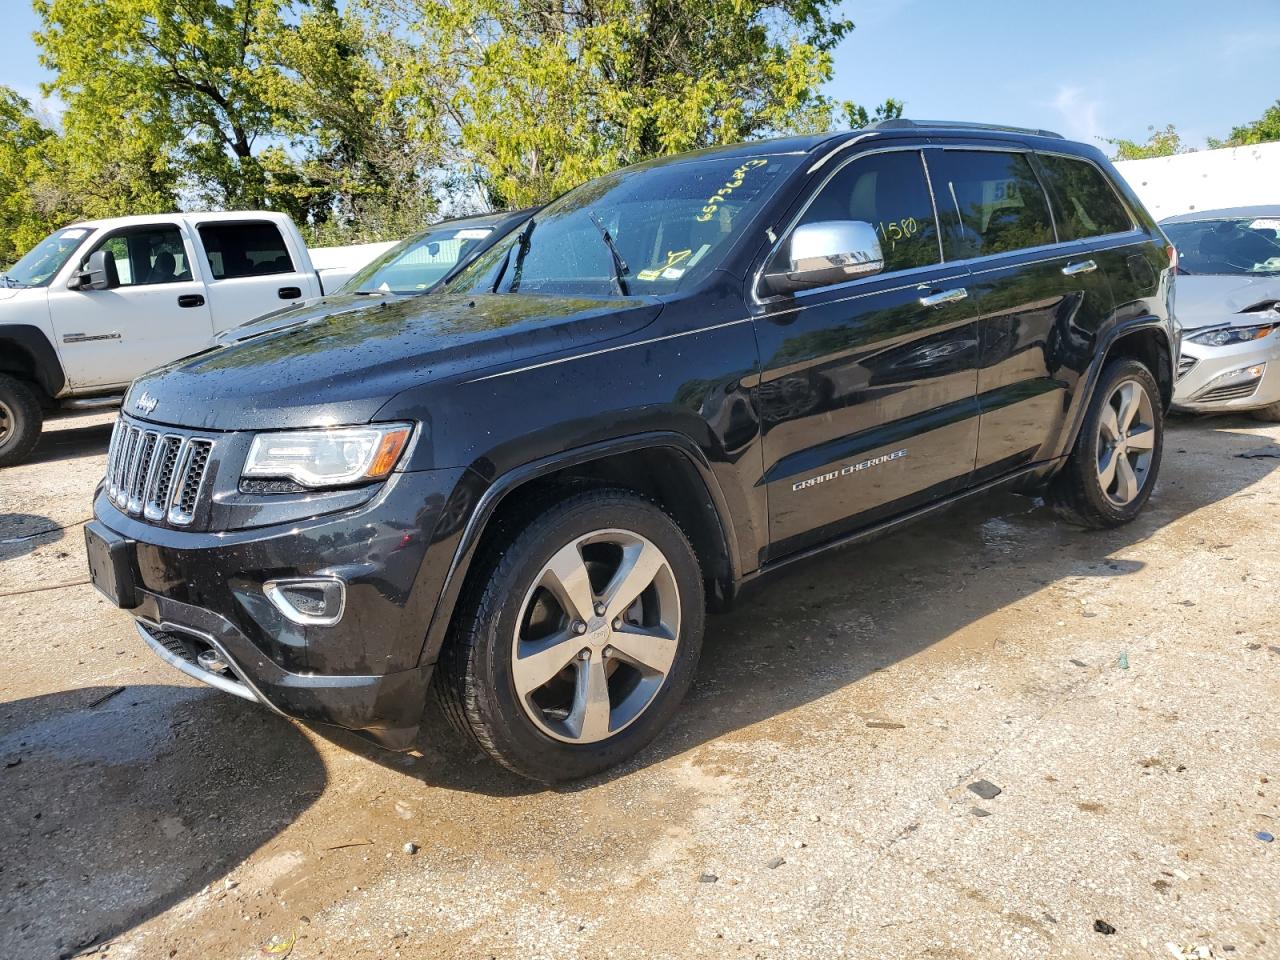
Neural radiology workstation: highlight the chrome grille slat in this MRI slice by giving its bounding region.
[144,436,184,521]
[127,432,159,513]
[105,420,124,500]
[168,438,213,526]
[113,428,141,507]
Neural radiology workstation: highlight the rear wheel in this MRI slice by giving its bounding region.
[0,375,43,468]
[435,488,705,782]
[1049,358,1163,528]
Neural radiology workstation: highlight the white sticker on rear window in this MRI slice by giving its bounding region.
[455,228,492,240]
[61,228,87,239]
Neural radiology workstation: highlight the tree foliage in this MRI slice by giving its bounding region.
[1210,100,1280,149]
[3,0,892,258]
[1104,123,1192,161]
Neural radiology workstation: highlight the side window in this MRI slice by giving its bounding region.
[83,225,192,287]
[1036,154,1133,240]
[928,150,1055,259]
[780,150,941,277]
[198,222,295,279]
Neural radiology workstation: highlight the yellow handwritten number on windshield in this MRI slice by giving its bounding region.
[696,159,770,223]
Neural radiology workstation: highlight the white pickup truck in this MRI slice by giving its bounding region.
[0,211,366,466]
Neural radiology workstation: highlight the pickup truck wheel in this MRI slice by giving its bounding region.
[0,375,43,468]
[1049,358,1163,528]
[436,488,705,782]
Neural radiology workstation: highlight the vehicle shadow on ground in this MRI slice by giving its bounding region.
[0,513,65,562]
[0,684,325,959]
[328,420,1280,795]
[25,417,115,466]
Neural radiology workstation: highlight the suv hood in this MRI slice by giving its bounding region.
[126,292,664,430]
[1176,274,1280,330]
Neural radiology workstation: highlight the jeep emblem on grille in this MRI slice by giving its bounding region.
[135,392,158,415]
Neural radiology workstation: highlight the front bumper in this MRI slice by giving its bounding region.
[90,465,472,749]
[1172,331,1280,413]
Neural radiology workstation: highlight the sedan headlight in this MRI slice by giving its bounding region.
[1187,324,1277,346]
[244,424,413,489]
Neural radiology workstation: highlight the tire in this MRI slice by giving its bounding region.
[0,374,43,468]
[435,487,705,782]
[1249,402,1280,422]
[1049,358,1163,529]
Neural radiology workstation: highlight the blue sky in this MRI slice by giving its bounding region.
[3,0,1276,149]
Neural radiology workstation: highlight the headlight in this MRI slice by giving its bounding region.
[243,424,412,489]
[1187,324,1277,346]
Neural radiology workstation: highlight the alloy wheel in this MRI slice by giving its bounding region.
[510,529,681,744]
[1096,379,1156,507]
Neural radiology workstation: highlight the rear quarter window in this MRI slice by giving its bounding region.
[1036,154,1133,240]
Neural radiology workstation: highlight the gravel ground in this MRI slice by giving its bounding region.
[1,410,1277,960]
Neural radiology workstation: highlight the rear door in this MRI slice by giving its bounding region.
[46,222,213,390]
[752,147,981,558]
[195,220,315,333]
[925,147,1114,477]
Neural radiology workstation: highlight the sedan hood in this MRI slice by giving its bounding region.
[127,293,663,430]
[1176,274,1280,330]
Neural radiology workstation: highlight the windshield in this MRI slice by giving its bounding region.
[3,226,93,287]
[341,222,501,295]
[449,152,802,297]
[1164,216,1280,277]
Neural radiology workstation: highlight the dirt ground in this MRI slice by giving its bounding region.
[1,409,1278,960]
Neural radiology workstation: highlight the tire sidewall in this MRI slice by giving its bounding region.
[1076,359,1164,524]
[0,376,43,467]
[466,494,705,781]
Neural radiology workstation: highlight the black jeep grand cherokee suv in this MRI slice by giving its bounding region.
[87,120,1176,782]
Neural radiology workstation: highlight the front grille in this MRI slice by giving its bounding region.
[1195,381,1260,403]
[1177,356,1197,379]
[104,417,215,526]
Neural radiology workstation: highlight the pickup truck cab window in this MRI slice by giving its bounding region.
[198,221,295,279]
[928,150,1056,260]
[450,152,802,297]
[81,225,193,287]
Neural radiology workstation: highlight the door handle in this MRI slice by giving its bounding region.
[177,294,205,308]
[918,287,968,308]
[1061,259,1098,276]
[277,286,302,300]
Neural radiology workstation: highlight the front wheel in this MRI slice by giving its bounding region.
[0,375,43,468]
[435,488,705,782]
[1049,358,1164,528]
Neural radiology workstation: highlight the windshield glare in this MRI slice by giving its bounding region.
[3,227,92,287]
[342,224,497,295]
[1164,217,1280,276]
[450,153,802,297]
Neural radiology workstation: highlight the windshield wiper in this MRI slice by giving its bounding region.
[492,218,536,293]
[588,211,630,296]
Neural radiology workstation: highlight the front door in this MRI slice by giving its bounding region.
[47,223,213,390]
[753,148,982,559]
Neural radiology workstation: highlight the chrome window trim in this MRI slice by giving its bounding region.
[806,132,881,173]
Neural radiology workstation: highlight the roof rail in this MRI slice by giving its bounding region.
[864,118,1065,140]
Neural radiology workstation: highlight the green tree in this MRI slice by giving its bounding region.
[1103,123,1192,160]
[1210,100,1280,148]
[363,0,860,208]
[0,88,57,264]
[841,97,905,129]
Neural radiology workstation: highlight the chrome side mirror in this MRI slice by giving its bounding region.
[767,220,884,294]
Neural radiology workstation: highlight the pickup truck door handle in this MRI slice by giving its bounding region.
[177,294,205,308]
[918,287,968,308]
[277,286,302,300]
[1061,259,1098,276]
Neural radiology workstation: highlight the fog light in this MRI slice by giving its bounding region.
[264,578,346,626]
